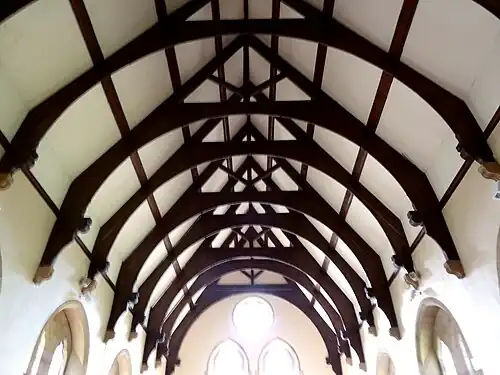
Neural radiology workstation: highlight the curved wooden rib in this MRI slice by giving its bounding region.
[162,276,345,375]
[2,19,494,176]
[140,251,358,367]
[89,139,410,276]
[40,102,458,274]
[106,211,396,339]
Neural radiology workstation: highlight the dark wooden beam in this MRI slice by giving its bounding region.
[3,19,496,179]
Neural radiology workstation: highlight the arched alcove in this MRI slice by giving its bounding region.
[376,352,395,375]
[207,339,250,375]
[416,298,475,375]
[108,350,132,375]
[258,338,301,375]
[25,300,90,375]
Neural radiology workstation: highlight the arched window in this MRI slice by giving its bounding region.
[376,352,395,375]
[207,340,249,375]
[25,301,89,375]
[233,296,274,339]
[259,338,301,375]
[416,298,475,375]
[108,350,132,375]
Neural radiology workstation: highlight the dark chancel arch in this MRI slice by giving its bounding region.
[160,282,345,375]
[141,256,358,368]
[106,210,394,337]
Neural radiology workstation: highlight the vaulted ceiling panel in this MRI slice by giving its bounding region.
[345,203,393,278]
[313,301,334,330]
[185,80,221,102]
[84,0,157,58]
[0,70,26,140]
[255,272,288,284]
[219,0,244,19]
[39,84,120,181]
[322,48,382,124]
[30,143,72,207]
[177,241,202,269]
[170,215,201,247]
[271,168,298,191]
[0,0,92,107]
[86,158,141,223]
[187,2,212,20]
[175,39,216,84]
[277,38,315,82]
[333,0,403,51]
[275,79,311,101]
[249,0,273,19]
[426,136,465,201]
[325,262,360,311]
[222,49,244,87]
[249,49,271,86]
[107,200,156,282]
[359,155,420,242]
[201,168,228,192]
[212,228,232,247]
[313,128,359,173]
[304,214,333,243]
[172,303,191,332]
[219,272,252,284]
[467,36,500,129]
[112,50,173,129]
[306,168,347,213]
[401,0,500,97]
[136,242,169,287]
[137,129,184,178]
[152,171,193,215]
[377,79,454,172]
[149,266,178,311]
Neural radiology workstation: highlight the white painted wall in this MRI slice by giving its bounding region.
[175,294,339,375]
[0,170,162,375]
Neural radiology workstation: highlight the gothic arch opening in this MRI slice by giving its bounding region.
[416,298,475,375]
[108,350,132,375]
[258,338,301,375]
[207,339,250,375]
[25,300,89,375]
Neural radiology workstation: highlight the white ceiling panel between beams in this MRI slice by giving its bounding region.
[313,301,334,330]
[219,272,251,284]
[322,47,382,125]
[402,0,500,97]
[306,168,346,213]
[112,50,173,129]
[86,158,141,223]
[136,242,169,288]
[138,129,184,178]
[313,128,359,173]
[304,214,333,243]
[275,79,311,101]
[249,49,271,86]
[170,215,201,247]
[185,80,221,102]
[219,0,244,19]
[467,34,500,129]
[0,0,92,107]
[255,272,287,284]
[325,261,360,311]
[249,0,273,19]
[377,79,454,173]
[40,84,120,181]
[153,170,192,215]
[0,70,27,140]
[359,155,420,243]
[345,196,394,278]
[202,168,228,192]
[187,3,213,20]
[148,265,177,310]
[176,39,216,84]
[223,49,244,87]
[333,0,403,52]
[107,199,156,282]
[85,0,157,58]
[178,240,203,268]
[277,38,315,82]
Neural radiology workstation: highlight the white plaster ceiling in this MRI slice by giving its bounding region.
[1,0,499,336]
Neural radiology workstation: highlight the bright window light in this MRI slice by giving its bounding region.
[233,297,274,338]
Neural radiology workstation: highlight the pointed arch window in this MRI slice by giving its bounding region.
[207,340,249,375]
[259,339,301,375]
[233,296,274,338]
